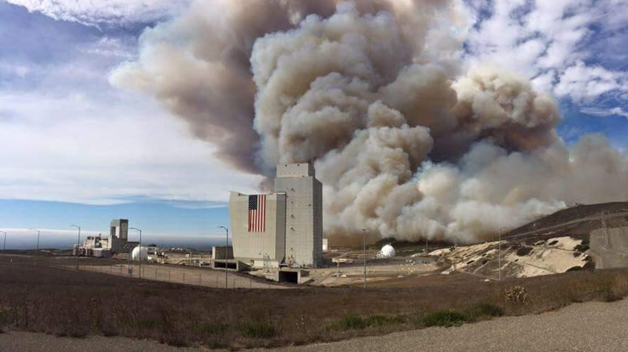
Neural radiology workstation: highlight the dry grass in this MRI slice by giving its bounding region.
[2,256,628,349]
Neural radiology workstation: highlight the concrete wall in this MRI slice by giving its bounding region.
[110,219,128,241]
[276,163,314,178]
[109,219,129,252]
[212,246,234,260]
[274,175,323,267]
[229,192,286,266]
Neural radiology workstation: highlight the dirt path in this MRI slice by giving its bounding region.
[3,298,628,352]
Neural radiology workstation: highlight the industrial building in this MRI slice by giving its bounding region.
[227,163,323,269]
[74,219,137,257]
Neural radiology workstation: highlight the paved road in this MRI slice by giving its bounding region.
[4,299,628,352]
[589,227,628,269]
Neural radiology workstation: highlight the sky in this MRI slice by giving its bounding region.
[1,0,627,249]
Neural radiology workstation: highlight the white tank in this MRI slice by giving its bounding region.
[380,244,396,258]
[131,246,148,261]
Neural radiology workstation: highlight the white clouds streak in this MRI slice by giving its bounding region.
[581,107,628,119]
[0,91,262,205]
[6,0,190,26]
[464,0,628,106]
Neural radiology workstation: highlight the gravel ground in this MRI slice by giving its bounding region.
[3,299,628,352]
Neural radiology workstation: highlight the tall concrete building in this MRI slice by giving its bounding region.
[274,163,323,267]
[75,219,132,257]
[229,193,286,268]
[109,219,129,252]
[229,163,323,268]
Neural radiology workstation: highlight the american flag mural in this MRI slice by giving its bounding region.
[248,194,266,232]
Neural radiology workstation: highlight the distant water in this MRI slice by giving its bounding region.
[1,234,227,251]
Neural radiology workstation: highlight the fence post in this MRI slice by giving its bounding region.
[199,274,202,286]
[169,270,171,283]
[183,272,186,285]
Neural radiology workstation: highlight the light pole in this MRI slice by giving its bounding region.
[362,228,367,289]
[1,231,6,252]
[130,227,142,278]
[71,225,81,270]
[29,229,41,255]
[219,226,229,289]
[498,227,509,281]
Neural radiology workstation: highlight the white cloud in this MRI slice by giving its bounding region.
[555,61,628,101]
[580,107,628,119]
[6,0,191,26]
[0,90,263,205]
[81,37,136,59]
[464,0,628,109]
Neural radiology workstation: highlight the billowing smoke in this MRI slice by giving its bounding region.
[111,0,628,244]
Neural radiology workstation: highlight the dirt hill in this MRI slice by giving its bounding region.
[504,202,628,241]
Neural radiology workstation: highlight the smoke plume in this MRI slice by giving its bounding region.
[111,0,628,244]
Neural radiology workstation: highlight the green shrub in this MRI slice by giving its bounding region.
[135,318,158,329]
[330,314,408,331]
[200,322,229,335]
[239,320,276,339]
[422,310,467,327]
[475,303,504,317]
[598,286,619,302]
[333,314,367,330]
[365,315,388,327]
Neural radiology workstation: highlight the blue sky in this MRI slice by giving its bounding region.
[1,0,627,249]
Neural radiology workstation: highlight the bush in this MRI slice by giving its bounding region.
[505,286,529,305]
[135,318,158,329]
[598,286,619,302]
[365,315,388,327]
[329,314,407,331]
[465,303,504,321]
[422,310,466,327]
[331,314,367,330]
[200,322,229,335]
[239,320,276,339]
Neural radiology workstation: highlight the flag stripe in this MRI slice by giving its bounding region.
[248,194,266,232]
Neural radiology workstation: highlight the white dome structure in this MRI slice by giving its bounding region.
[380,244,396,258]
[131,246,148,261]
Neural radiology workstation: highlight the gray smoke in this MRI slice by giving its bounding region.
[111,0,628,244]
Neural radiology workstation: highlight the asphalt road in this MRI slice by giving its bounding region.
[3,298,628,352]
[589,227,628,269]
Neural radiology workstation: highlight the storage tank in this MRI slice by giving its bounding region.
[380,244,396,258]
[131,246,148,261]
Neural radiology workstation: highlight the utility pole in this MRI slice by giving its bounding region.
[601,211,609,248]
[498,227,509,281]
[29,229,41,255]
[1,231,6,252]
[362,228,367,289]
[130,227,142,278]
[71,225,81,270]
[219,226,229,289]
